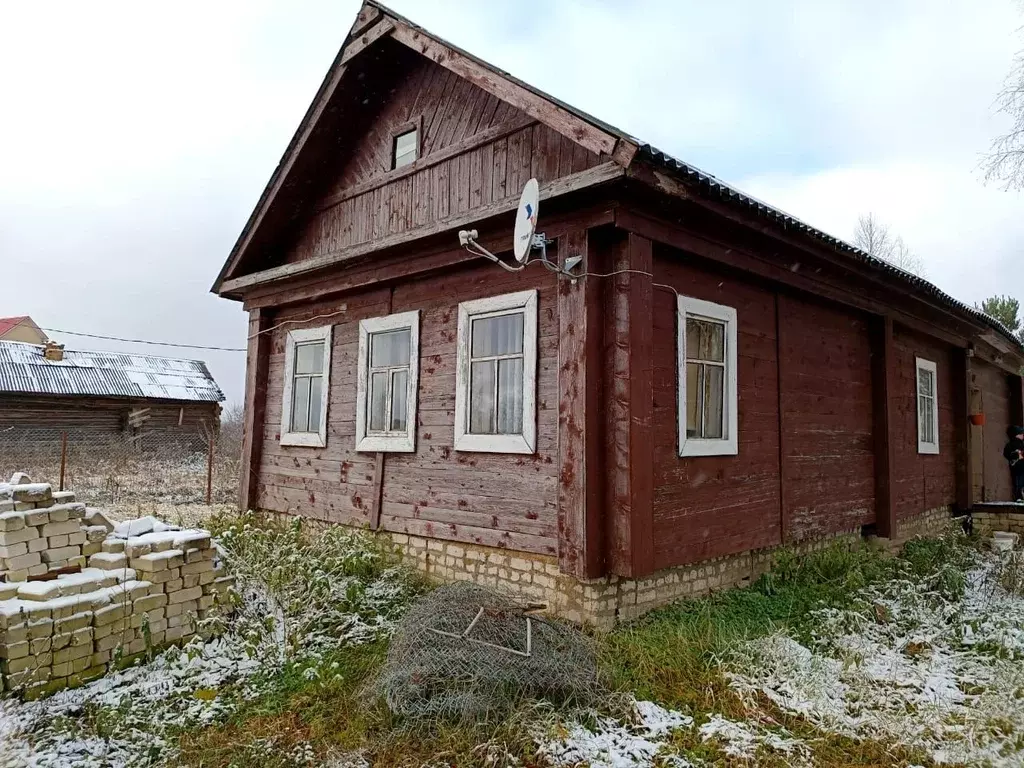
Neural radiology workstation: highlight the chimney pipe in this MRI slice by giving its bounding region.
[43,341,64,361]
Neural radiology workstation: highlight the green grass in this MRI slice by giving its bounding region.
[176,531,975,767]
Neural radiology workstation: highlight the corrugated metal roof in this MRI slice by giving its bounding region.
[637,145,1023,348]
[0,342,225,402]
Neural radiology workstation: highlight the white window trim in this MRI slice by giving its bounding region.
[355,310,420,452]
[677,296,739,457]
[916,356,940,455]
[280,326,332,448]
[454,289,538,454]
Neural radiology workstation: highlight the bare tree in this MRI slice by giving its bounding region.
[852,213,927,277]
[985,45,1024,188]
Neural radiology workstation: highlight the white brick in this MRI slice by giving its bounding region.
[0,512,26,533]
[0,527,40,547]
[42,519,81,538]
[6,551,42,571]
[42,547,80,563]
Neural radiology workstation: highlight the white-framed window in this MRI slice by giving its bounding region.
[355,310,420,452]
[677,296,738,457]
[280,326,332,448]
[454,289,537,454]
[916,357,939,454]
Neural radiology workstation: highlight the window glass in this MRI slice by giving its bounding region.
[470,360,496,433]
[369,371,388,432]
[496,357,524,434]
[393,129,418,169]
[685,317,726,440]
[685,362,701,438]
[390,369,408,431]
[291,376,311,432]
[687,319,725,362]
[703,365,724,439]
[371,329,411,368]
[295,342,323,375]
[308,377,322,432]
[471,313,524,357]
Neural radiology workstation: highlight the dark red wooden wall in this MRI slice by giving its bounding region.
[975,360,1014,501]
[257,263,560,556]
[651,250,781,570]
[286,48,601,265]
[891,328,956,519]
[778,295,876,540]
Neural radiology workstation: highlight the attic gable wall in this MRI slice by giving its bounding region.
[282,42,603,266]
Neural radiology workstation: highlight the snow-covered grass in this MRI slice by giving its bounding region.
[728,542,1024,765]
[9,518,1023,767]
[0,514,421,768]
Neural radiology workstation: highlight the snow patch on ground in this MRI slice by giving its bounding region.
[539,700,695,767]
[728,550,1024,766]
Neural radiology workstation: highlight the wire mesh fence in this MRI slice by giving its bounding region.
[0,423,240,514]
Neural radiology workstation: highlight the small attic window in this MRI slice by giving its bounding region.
[393,128,418,169]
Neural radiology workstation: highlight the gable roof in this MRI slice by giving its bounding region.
[0,341,225,403]
[0,317,34,337]
[214,1,1023,354]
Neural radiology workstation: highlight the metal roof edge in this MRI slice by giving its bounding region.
[637,145,1024,354]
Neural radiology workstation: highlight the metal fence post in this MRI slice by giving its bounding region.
[59,432,67,492]
[206,435,215,505]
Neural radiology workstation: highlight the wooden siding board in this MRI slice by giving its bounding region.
[975,360,1014,501]
[601,233,655,577]
[779,294,876,539]
[557,229,601,577]
[241,308,271,512]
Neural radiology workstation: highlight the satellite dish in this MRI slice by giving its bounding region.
[513,178,540,264]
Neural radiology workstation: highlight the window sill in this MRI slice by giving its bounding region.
[918,444,940,455]
[280,432,326,448]
[356,434,415,453]
[454,432,535,454]
[680,438,738,457]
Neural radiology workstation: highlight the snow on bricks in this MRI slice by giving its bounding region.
[0,472,235,699]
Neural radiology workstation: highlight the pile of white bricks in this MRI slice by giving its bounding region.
[0,473,234,699]
[0,472,107,580]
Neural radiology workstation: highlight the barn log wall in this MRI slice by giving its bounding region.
[0,395,218,449]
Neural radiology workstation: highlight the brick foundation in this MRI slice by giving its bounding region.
[894,505,956,543]
[973,502,1024,538]
[390,527,868,630]
[277,506,956,630]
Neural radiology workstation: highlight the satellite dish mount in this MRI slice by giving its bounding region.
[458,178,548,271]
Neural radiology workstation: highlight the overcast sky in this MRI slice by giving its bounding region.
[2,0,1022,405]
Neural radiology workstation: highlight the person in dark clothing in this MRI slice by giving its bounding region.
[1005,425,1024,502]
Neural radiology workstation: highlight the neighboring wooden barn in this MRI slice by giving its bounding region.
[0,340,224,452]
[213,1,1024,626]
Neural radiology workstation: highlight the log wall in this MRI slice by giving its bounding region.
[257,263,560,556]
[286,48,602,265]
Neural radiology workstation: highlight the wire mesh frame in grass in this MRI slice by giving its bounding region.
[373,582,601,723]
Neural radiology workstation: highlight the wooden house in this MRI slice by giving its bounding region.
[0,317,47,345]
[0,340,224,453]
[213,2,1024,625]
